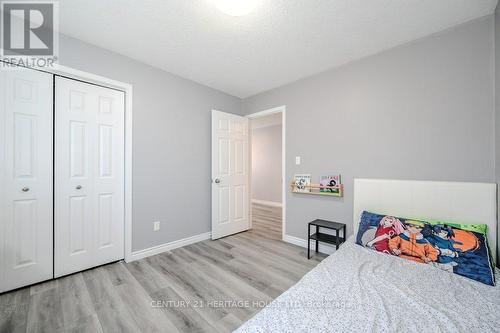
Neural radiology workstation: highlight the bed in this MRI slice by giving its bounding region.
[236,179,500,333]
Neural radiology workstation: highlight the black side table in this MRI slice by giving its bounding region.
[307,219,346,259]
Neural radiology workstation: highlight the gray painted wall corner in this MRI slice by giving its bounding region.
[251,124,283,203]
[57,34,243,252]
[243,16,496,244]
[55,14,499,259]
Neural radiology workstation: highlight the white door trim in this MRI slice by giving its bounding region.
[1,62,135,263]
[247,105,286,241]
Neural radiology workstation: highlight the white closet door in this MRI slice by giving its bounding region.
[0,68,54,293]
[55,77,125,277]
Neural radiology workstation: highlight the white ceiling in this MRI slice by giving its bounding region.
[58,0,498,98]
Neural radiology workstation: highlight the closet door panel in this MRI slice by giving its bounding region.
[94,85,124,264]
[0,68,54,293]
[55,80,94,275]
[55,77,124,277]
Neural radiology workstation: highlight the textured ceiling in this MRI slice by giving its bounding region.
[58,0,498,98]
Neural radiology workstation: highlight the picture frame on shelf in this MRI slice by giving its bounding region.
[293,174,311,193]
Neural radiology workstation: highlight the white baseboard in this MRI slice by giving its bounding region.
[252,199,282,208]
[283,234,337,255]
[127,232,211,262]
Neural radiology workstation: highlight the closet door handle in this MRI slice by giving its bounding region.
[76,185,82,190]
[21,187,30,192]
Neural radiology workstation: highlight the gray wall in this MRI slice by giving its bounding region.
[251,125,282,203]
[243,17,496,247]
[495,6,500,266]
[58,35,243,252]
[57,15,498,256]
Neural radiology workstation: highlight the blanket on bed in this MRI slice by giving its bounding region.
[235,238,500,333]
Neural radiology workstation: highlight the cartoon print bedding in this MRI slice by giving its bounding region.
[356,211,495,286]
[236,237,500,333]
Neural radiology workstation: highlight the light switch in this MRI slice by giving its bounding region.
[153,221,161,231]
[295,156,301,165]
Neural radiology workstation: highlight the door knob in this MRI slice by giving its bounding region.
[21,187,29,192]
[76,185,82,190]
[214,179,221,184]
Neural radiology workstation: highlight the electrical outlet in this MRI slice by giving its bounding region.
[153,221,161,231]
[295,156,301,165]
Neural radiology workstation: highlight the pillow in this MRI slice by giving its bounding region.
[355,211,496,286]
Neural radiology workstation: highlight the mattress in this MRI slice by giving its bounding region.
[235,237,500,332]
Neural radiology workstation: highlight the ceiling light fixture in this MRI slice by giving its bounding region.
[209,0,261,17]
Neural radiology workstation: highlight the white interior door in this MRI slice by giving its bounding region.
[0,67,54,293]
[211,110,250,239]
[55,77,125,277]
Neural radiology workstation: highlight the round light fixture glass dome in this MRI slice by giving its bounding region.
[210,0,261,16]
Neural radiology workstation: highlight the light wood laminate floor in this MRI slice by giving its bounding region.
[249,202,282,240]
[0,204,325,333]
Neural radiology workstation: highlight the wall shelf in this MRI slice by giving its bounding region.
[290,182,343,197]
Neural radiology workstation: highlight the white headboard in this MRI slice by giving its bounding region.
[353,179,497,261]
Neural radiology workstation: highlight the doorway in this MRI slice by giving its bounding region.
[248,106,286,241]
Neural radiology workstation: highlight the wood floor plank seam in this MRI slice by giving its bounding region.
[0,204,326,333]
